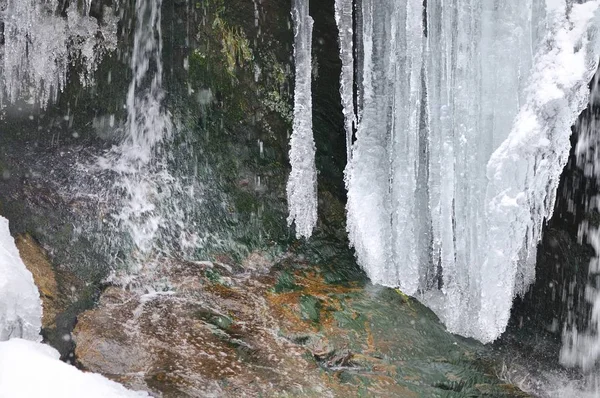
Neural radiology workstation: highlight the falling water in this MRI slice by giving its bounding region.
[560,69,600,393]
[81,0,207,285]
[97,0,173,255]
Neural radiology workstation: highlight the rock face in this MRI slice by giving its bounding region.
[74,254,528,397]
[15,234,60,330]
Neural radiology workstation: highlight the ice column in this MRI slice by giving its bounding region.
[334,0,356,160]
[287,0,317,238]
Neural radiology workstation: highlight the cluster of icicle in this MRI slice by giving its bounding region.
[286,0,600,342]
[0,0,118,108]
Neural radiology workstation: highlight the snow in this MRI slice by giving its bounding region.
[0,339,150,398]
[286,0,318,239]
[0,217,42,342]
[343,0,600,342]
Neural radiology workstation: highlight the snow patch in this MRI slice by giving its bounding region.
[0,217,42,342]
[0,339,149,398]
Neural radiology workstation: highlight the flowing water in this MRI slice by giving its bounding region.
[96,0,175,256]
[558,66,600,395]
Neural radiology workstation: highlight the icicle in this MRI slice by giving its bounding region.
[345,0,394,286]
[286,0,317,239]
[0,0,117,108]
[334,0,356,161]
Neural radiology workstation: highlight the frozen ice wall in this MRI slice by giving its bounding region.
[0,217,42,342]
[340,0,600,342]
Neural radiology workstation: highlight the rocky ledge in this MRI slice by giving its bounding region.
[68,251,528,397]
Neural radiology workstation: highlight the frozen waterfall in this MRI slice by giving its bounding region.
[318,0,600,342]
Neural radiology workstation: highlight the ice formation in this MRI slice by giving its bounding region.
[0,338,150,398]
[0,0,118,108]
[485,0,600,342]
[0,217,42,342]
[286,0,317,239]
[330,0,600,342]
[334,0,355,160]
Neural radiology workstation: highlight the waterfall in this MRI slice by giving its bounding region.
[84,0,206,281]
[286,0,317,239]
[561,55,600,375]
[97,0,173,256]
[306,0,600,342]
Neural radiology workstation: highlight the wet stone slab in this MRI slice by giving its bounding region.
[72,254,529,397]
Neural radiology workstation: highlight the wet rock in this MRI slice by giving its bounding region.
[74,254,529,397]
[74,259,330,397]
[15,234,60,329]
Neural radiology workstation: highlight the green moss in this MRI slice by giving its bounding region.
[274,270,299,293]
[299,295,321,323]
[205,268,223,284]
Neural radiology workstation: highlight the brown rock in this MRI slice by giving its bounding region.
[74,259,330,397]
[15,234,60,329]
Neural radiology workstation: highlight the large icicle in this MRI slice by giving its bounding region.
[423,0,542,341]
[345,0,395,286]
[345,0,600,343]
[287,0,317,238]
[334,0,356,160]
